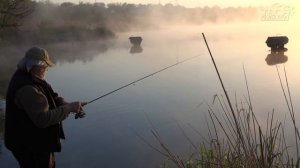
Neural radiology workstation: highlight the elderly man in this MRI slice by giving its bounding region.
[5,47,85,168]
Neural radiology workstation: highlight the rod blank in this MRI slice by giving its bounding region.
[85,55,199,106]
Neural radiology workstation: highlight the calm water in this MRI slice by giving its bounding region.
[0,22,300,167]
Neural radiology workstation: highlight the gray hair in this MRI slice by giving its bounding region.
[17,57,48,72]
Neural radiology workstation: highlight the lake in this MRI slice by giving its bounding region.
[0,21,300,167]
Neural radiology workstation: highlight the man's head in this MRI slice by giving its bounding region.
[25,47,54,67]
[18,47,55,79]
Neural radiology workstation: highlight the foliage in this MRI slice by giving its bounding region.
[0,0,35,46]
[0,1,260,44]
[24,1,259,32]
[0,0,34,28]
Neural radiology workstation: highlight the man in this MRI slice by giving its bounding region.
[4,47,86,168]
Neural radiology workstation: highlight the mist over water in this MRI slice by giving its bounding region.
[1,3,300,166]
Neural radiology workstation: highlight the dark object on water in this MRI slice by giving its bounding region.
[129,36,142,45]
[130,45,143,54]
[266,36,288,51]
[265,50,288,66]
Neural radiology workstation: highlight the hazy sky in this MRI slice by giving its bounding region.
[43,0,300,8]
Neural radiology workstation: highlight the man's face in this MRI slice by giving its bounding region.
[30,65,48,79]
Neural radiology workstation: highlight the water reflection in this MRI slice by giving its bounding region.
[0,40,111,97]
[265,49,288,66]
[1,23,300,167]
[130,45,143,54]
[46,41,109,64]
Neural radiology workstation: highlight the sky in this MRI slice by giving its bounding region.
[41,0,300,8]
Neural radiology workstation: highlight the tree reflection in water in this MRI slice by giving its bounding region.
[0,40,111,97]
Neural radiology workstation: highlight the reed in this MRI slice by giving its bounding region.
[154,71,300,167]
[150,34,300,168]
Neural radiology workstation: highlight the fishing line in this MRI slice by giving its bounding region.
[84,55,200,106]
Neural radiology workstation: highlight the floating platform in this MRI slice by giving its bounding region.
[129,36,142,45]
[266,36,288,51]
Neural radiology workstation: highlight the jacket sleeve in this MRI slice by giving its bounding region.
[15,85,70,128]
[54,96,68,106]
[45,82,67,106]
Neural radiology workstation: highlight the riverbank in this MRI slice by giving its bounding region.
[0,26,115,47]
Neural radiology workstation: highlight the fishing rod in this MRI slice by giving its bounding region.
[85,55,199,106]
[75,55,199,119]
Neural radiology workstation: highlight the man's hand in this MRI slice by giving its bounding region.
[81,102,87,107]
[76,102,86,119]
[63,101,87,119]
[64,102,82,113]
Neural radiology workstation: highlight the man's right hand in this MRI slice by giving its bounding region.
[64,101,84,113]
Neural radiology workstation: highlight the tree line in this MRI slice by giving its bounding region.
[0,0,260,44]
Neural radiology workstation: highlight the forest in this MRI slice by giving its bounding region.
[0,0,260,45]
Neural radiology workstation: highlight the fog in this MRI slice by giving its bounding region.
[25,2,260,31]
[0,1,269,97]
[1,1,296,99]
[3,1,295,45]
[1,2,300,167]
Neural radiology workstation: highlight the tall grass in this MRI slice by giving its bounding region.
[149,34,300,168]
[154,92,299,167]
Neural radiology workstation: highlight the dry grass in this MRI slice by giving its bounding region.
[148,34,300,168]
